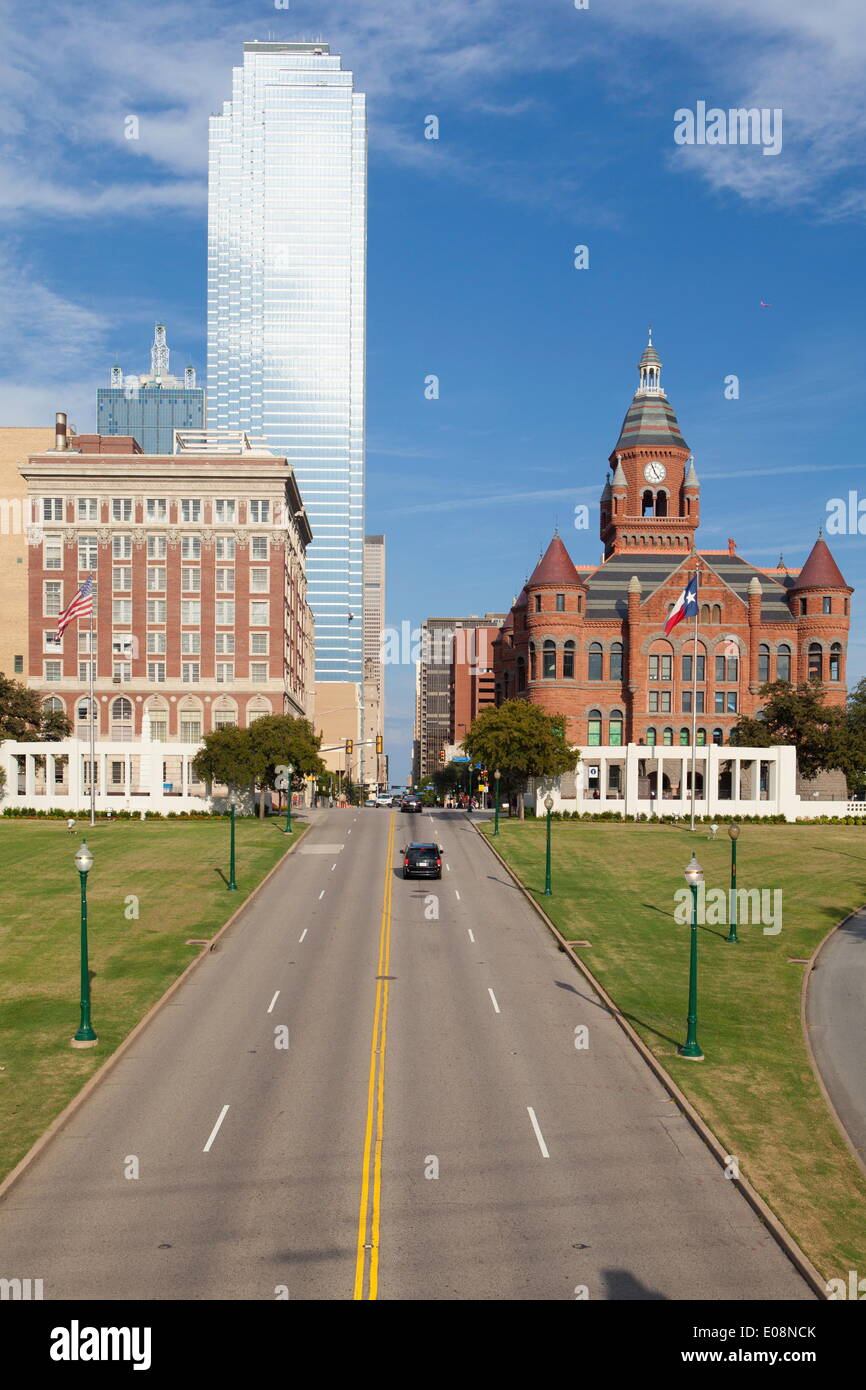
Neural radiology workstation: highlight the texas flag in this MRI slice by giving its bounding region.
[665,573,699,636]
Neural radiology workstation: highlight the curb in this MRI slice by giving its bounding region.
[801,907,866,1183]
[473,819,828,1301]
[0,820,311,1208]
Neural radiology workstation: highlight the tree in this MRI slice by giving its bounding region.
[246,715,326,817]
[0,673,71,742]
[730,680,849,782]
[192,725,254,795]
[463,700,579,819]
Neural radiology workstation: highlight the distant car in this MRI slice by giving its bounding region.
[376,794,392,808]
[401,796,422,813]
[364,795,377,807]
[402,842,442,879]
[391,795,403,807]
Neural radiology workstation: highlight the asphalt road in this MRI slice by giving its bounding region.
[806,907,866,1172]
[0,808,813,1300]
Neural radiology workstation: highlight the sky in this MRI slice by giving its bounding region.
[1,0,865,782]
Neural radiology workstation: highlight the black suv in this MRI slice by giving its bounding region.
[401,796,422,813]
[402,843,442,879]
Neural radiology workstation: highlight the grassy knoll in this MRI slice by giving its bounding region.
[0,816,304,1181]
[484,819,866,1282]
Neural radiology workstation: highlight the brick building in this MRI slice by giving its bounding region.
[493,336,852,752]
[21,423,313,743]
[450,625,500,747]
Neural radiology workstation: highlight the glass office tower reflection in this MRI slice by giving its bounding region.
[207,42,366,682]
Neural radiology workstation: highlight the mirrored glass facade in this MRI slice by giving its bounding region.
[207,42,367,682]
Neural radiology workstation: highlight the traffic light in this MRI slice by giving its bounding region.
[345,738,353,756]
[375,735,383,755]
[438,747,445,763]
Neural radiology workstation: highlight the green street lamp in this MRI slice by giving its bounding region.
[678,854,705,1061]
[543,792,554,896]
[493,769,501,836]
[71,842,98,1048]
[726,822,740,943]
[283,763,295,835]
[228,799,238,891]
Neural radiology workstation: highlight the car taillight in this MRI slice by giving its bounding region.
[404,859,409,867]
[436,859,441,867]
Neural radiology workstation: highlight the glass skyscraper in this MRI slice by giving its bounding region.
[207,41,367,683]
[97,325,205,454]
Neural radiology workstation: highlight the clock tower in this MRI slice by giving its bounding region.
[600,332,699,558]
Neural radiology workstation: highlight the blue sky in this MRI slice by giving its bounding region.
[2,0,865,781]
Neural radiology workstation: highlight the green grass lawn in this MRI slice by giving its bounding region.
[0,816,304,1182]
[484,819,866,1283]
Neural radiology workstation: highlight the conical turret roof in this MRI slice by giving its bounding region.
[790,535,849,590]
[527,534,581,587]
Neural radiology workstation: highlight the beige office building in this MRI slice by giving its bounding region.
[0,426,55,679]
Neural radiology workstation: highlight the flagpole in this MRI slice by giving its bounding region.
[690,568,699,832]
[89,579,96,827]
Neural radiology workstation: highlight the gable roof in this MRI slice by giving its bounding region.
[582,550,796,622]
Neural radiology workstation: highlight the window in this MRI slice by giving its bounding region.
[215,601,234,626]
[516,655,526,692]
[44,660,61,682]
[113,661,131,682]
[147,662,166,683]
[77,698,97,727]
[563,640,575,679]
[543,640,556,679]
[681,652,705,682]
[181,536,201,561]
[182,662,200,682]
[662,727,673,746]
[679,728,689,746]
[711,729,722,746]
[43,695,64,716]
[78,630,94,654]
[800,598,807,616]
[112,633,133,660]
[44,535,62,570]
[181,632,201,655]
[148,715,167,742]
[556,593,565,612]
[215,536,235,560]
[181,499,201,523]
[113,534,132,560]
[660,691,671,713]
[147,535,166,560]
[112,498,132,522]
[182,568,201,593]
[250,568,269,593]
[13,654,23,673]
[777,645,791,682]
[588,643,603,681]
[215,499,236,523]
[758,644,770,683]
[587,710,602,746]
[146,632,166,654]
[181,600,201,625]
[250,601,269,627]
[830,642,842,682]
[715,655,738,682]
[645,727,656,746]
[216,568,234,593]
[714,691,725,713]
[213,707,237,729]
[823,596,832,615]
[114,567,132,591]
[77,497,98,522]
[216,662,234,684]
[146,498,167,521]
[682,691,705,713]
[110,760,126,787]
[250,632,268,655]
[79,659,96,681]
[111,698,133,740]
[610,642,623,682]
[112,599,132,624]
[251,536,268,561]
[649,691,659,713]
[250,662,268,684]
[727,692,738,713]
[147,567,165,591]
[147,599,167,624]
[609,710,623,746]
[808,643,822,681]
[43,497,63,522]
[249,499,270,523]
[180,716,202,742]
[44,581,62,616]
[649,653,672,680]
[215,632,235,655]
[44,630,62,653]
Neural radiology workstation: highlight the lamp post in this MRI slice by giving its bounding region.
[493,769,501,836]
[543,792,554,896]
[726,823,740,943]
[678,854,704,1061]
[283,763,294,835]
[71,842,97,1047]
[228,799,238,891]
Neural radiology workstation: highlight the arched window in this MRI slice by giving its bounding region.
[645,727,657,746]
[111,696,133,741]
[808,643,822,681]
[648,644,672,682]
[145,697,169,742]
[563,640,575,679]
[587,709,602,747]
[662,727,673,746]
[212,697,238,731]
[711,728,723,746]
[76,697,97,735]
[679,727,689,746]
[656,491,668,517]
[610,642,623,682]
[830,642,842,682]
[758,643,770,683]
[542,639,556,679]
[588,642,603,681]
[642,489,654,517]
[712,604,722,624]
[776,644,791,682]
[516,655,526,692]
[609,710,624,746]
[696,728,707,746]
[529,642,537,682]
[42,695,65,715]
[700,604,710,624]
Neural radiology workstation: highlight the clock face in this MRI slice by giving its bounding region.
[643,461,666,483]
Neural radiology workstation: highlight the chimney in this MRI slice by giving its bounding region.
[55,412,68,451]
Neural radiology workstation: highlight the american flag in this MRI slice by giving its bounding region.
[56,574,94,639]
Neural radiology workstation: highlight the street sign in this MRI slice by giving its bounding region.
[587,766,599,778]
[451,756,470,763]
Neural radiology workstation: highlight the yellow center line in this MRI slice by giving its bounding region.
[353,813,395,1300]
